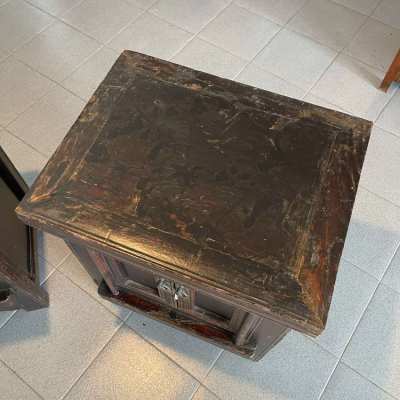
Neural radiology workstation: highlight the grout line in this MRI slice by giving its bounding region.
[325,0,400,37]
[39,263,58,286]
[369,13,400,32]
[202,349,223,382]
[2,53,88,131]
[120,0,157,10]
[59,322,124,400]
[0,267,58,372]
[234,0,355,54]
[2,127,49,158]
[374,85,399,123]
[232,0,299,24]
[191,350,225,400]
[0,310,16,330]
[1,4,56,54]
[0,359,46,400]
[301,0,385,101]
[187,349,224,400]
[189,383,225,400]
[370,84,399,123]
[317,238,400,399]
[225,1,284,26]
[310,324,398,400]
[232,0,313,80]
[339,360,399,400]
[55,255,132,322]
[374,118,400,139]
[187,383,202,400]
[22,0,150,50]
[341,47,394,74]
[122,320,203,382]
[359,184,400,211]
[116,8,259,65]
[22,0,103,47]
[167,0,235,61]
[99,8,148,47]
[37,255,59,284]
[328,0,378,16]
[23,0,86,18]
[341,256,381,281]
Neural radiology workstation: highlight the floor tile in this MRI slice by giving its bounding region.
[311,54,395,120]
[193,386,220,400]
[342,283,400,398]
[59,254,131,320]
[62,47,119,100]
[36,232,71,268]
[108,12,192,60]
[14,21,101,82]
[303,93,349,113]
[254,29,337,90]
[61,0,143,43]
[8,85,84,156]
[376,90,400,137]
[345,19,400,72]
[173,38,247,79]
[0,361,41,400]
[25,0,84,16]
[373,0,400,30]
[125,0,158,8]
[126,311,222,381]
[64,325,198,400]
[236,63,306,99]
[150,0,229,33]
[288,0,366,51]
[0,271,121,400]
[0,311,15,331]
[0,49,8,63]
[341,187,400,279]
[200,3,280,60]
[234,0,307,25]
[203,331,337,400]
[321,362,394,400]
[0,128,47,186]
[360,127,400,207]
[314,260,378,356]
[383,248,400,294]
[331,0,380,15]
[0,0,54,53]
[0,57,54,126]
[36,255,55,285]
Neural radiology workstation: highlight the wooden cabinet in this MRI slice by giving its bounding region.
[16,51,371,360]
[69,242,287,359]
[0,147,48,311]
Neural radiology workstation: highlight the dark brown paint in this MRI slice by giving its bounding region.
[16,50,371,336]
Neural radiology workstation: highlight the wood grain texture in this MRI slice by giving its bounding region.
[16,50,372,335]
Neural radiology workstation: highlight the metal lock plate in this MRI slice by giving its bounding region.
[157,278,193,310]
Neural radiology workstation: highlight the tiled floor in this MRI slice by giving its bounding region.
[0,0,399,398]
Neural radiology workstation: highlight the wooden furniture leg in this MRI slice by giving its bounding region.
[380,49,400,92]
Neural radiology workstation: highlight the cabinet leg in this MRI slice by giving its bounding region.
[380,49,400,92]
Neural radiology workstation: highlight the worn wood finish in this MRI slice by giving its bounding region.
[16,51,371,336]
[0,146,49,311]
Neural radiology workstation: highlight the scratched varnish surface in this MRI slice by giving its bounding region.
[17,51,372,336]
